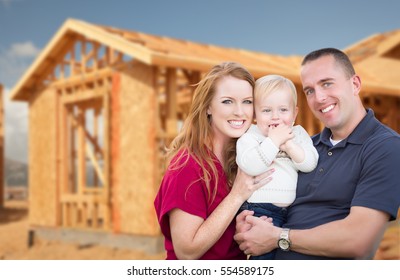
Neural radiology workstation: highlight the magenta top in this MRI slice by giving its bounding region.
[154,150,245,260]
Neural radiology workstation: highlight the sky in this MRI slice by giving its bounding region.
[1,0,400,163]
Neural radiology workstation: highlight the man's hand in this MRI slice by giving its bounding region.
[234,213,281,256]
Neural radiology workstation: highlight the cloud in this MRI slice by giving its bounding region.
[0,41,39,88]
[7,42,40,58]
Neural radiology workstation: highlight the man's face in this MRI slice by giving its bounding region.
[300,55,358,135]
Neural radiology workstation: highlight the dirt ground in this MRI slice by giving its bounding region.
[0,200,166,260]
[0,200,398,260]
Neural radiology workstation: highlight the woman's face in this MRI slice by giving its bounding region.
[207,76,254,144]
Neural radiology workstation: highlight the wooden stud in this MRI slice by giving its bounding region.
[93,107,100,187]
[165,67,178,140]
[70,49,76,76]
[67,107,76,194]
[85,143,105,185]
[77,107,86,196]
[81,40,87,75]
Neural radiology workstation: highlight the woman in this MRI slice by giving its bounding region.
[154,62,273,259]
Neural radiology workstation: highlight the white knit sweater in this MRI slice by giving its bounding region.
[236,124,319,207]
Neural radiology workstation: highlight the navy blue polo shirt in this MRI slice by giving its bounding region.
[276,109,400,260]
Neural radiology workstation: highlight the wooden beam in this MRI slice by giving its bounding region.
[81,40,87,73]
[70,48,76,76]
[85,143,105,185]
[77,108,86,195]
[52,67,113,90]
[61,102,69,194]
[67,108,76,193]
[93,108,100,187]
[61,88,106,105]
[166,67,178,137]
[93,42,100,71]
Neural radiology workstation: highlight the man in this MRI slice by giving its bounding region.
[235,48,400,259]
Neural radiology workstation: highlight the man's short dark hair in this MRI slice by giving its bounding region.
[301,48,355,78]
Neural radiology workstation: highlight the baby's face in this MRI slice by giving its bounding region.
[255,88,298,136]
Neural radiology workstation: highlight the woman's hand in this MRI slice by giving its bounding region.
[230,168,274,203]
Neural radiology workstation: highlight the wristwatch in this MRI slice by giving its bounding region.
[277,228,291,251]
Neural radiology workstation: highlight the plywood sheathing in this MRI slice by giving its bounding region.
[116,61,159,235]
[28,87,58,226]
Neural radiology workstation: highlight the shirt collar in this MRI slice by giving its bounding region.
[314,108,379,146]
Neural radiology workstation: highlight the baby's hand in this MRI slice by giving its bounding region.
[268,124,294,148]
[280,138,296,152]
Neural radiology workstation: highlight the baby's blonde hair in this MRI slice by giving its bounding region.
[255,74,297,106]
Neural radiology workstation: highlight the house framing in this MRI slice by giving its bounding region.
[9,19,400,253]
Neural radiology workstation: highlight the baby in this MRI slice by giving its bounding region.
[236,74,319,260]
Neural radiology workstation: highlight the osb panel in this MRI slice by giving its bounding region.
[116,62,159,236]
[28,87,58,226]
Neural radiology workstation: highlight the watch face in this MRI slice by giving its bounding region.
[279,239,290,251]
